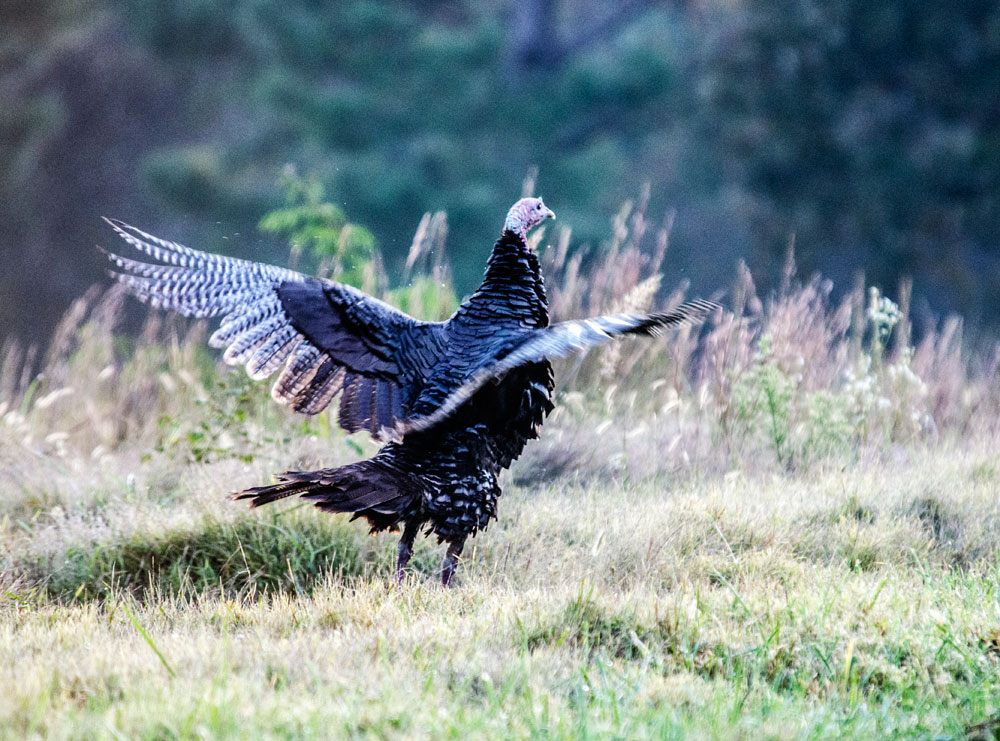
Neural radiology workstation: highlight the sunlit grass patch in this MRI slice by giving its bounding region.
[3,555,1000,739]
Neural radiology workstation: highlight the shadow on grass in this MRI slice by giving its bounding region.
[29,510,381,602]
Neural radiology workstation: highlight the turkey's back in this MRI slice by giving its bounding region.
[391,231,554,539]
[431,230,554,466]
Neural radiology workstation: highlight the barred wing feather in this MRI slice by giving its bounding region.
[395,299,720,437]
[102,218,445,438]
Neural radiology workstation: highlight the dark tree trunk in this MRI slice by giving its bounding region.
[504,0,681,78]
[507,0,561,76]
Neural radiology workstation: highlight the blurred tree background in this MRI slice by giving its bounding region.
[2,0,998,344]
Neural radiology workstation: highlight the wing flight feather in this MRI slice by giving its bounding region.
[102,218,444,438]
[395,299,720,437]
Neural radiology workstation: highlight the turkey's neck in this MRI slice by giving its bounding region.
[463,231,549,327]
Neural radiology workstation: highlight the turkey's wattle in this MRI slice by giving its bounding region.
[102,197,717,586]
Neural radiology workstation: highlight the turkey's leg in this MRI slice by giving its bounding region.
[395,520,420,584]
[441,538,466,587]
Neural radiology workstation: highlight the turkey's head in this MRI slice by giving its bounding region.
[504,197,555,241]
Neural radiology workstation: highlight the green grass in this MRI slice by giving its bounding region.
[3,439,1000,739]
[30,510,375,602]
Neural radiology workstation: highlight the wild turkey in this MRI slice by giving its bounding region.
[102,198,718,585]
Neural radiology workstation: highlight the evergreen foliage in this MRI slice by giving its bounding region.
[2,0,998,341]
[699,0,1000,318]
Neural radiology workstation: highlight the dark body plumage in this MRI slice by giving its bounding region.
[102,198,716,585]
[241,232,554,564]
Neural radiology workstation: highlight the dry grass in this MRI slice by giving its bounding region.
[3,444,1000,739]
[2,204,1000,738]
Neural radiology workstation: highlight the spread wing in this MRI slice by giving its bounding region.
[101,219,446,438]
[394,299,720,437]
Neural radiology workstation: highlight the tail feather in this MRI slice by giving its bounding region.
[231,456,426,529]
[233,478,313,507]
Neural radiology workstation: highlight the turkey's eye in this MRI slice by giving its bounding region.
[535,204,541,210]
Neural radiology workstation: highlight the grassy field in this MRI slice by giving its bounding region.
[3,434,1000,739]
[3,212,1000,738]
